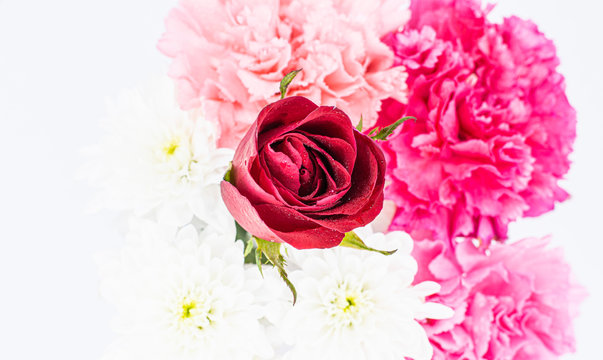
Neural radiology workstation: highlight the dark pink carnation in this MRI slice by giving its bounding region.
[378,0,576,243]
[413,238,585,360]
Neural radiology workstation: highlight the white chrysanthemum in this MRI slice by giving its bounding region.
[273,227,453,360]
[84,78,234,226]
[98,219,273,360]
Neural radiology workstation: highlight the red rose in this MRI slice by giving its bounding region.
[221,96,386,249]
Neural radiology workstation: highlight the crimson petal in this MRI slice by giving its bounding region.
[254,203,345,249]
[220,181,282,243]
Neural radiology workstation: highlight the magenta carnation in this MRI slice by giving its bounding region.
[378,0,576,243]
[413,238,585,360]
[158,0,411,148]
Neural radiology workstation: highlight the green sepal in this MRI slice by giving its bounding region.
[235,222,258,264]
[280,69,302,99]
[255,237,297,305]
[370,116,415,141]
[223,161,233,182]
[339,231,397,256]
[243,236,254,257]
[356,115,363,132]
[255,242,264,277]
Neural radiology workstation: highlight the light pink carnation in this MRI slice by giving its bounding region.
[158,0,410,148]
[378,0,576,243]
[413,238,585,360]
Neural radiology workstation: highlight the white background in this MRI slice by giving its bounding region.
[0,0,601,359]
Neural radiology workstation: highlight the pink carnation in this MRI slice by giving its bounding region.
[378,0,576,243]
[413,238,585,360]
[158,0,411,148]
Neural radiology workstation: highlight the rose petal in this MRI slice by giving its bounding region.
[230,123,279,205]
[308,133,386,232]
[260,144,301,193]
[253,203,345,249]
[280,133,352,192]
[317,131,384,216]
[273,137,303,167]
[256,160,291,204]
[296,106,357,158]
[256,96,319,149]
[220,180,282,243]
[262,132,352,208]
[311,192,385,233]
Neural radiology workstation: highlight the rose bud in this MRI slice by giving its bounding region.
[221,96,386,249]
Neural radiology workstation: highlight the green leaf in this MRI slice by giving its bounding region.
[356,115,363,132]
[280,69,302,99]
[339,231,397,256]
[223,161,233,182]
[235,222,250,242]
[370,116,415,141]
[255,237,297,305]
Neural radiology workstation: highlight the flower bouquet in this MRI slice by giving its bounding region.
[86,0,585,359]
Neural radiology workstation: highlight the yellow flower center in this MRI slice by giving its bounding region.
[181,300,197,319]
[163,139,180,156]
[173,293,216,332]
[325,280,374,331]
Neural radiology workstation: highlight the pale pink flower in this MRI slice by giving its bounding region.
[413,237,585,360]
[378,0,576,243]
[159,0,410,148]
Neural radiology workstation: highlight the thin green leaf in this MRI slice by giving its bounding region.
[339,231,397,256]
[255,237,297,305]
[370,116,416,141]
[279,69,302,99]
[356,115,363,132]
